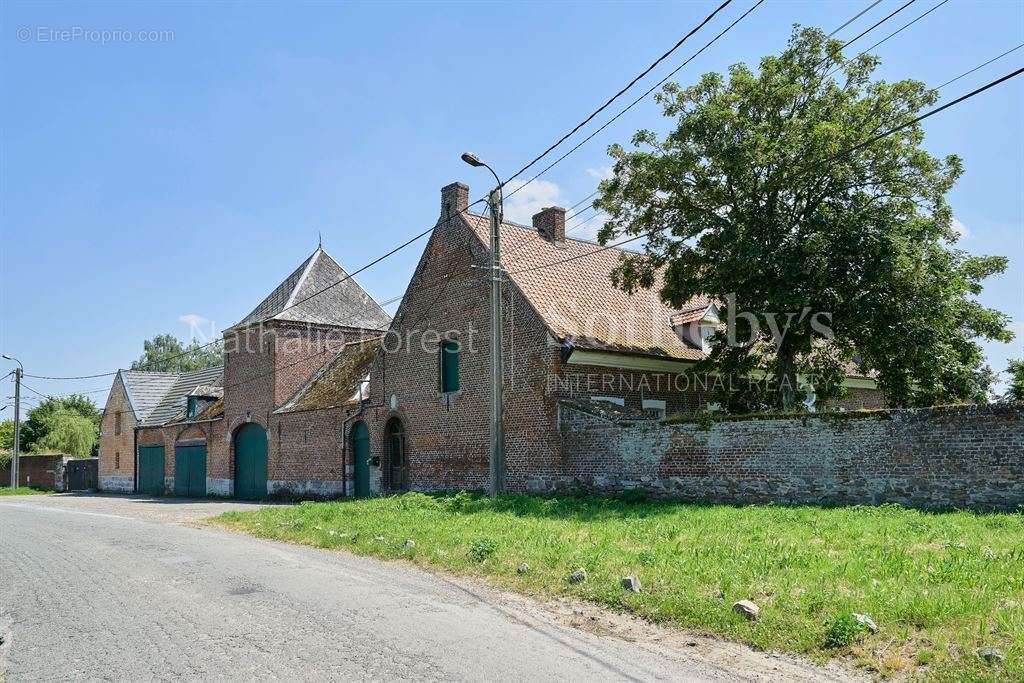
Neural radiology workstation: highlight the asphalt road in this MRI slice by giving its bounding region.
[0,495,854,682]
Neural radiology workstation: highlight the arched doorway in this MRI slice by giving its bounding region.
[233,423,267,500]
[384,417,408,492]
[350,421,370,498]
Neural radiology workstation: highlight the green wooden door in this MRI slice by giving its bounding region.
[351,421,370,498]
[174,444,207,497]
[233,424,267,500]
[137,445,165,495]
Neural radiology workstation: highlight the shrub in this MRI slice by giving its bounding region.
[823,612,861,648]
[469,537,498,562]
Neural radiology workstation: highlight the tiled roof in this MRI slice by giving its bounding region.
[275,337,381,414]
[119,371,180,423]
[139,366,225,427]
[462,213,708,361]
[233,247,391,331]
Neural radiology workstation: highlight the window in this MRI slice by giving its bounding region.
[115,451,120,470]
[592,396,625,407]
[700,325,716,353]
[114,411,122,436]
[440,340,460,393]
[186,396,197,420]
[642,399,667,419]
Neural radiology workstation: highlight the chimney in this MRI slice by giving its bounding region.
[441,182,469,218]
[533,206,566,243]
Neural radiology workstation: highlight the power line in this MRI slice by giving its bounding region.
[936,43,1024,90]
[840,0,918,50]
[501,0,767,262]
[22,3,749,383]
[508,65,1024,277]
[502,0,735,194]
[825,0,951,79]
[829,0,884,37]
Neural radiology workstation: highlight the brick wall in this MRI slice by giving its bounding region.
[363,195,565,494]
[97,374,136,492]
[554,403,1024,510]
[0,454,63,490]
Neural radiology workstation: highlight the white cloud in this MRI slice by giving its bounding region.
[502,178,566,225]
[951,216,970,239]
[179,313,210,328]
[586,166,613,181]
[179,313,215,341]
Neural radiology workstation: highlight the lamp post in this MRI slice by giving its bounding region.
[2,354,23,488]
[460,152,505,496]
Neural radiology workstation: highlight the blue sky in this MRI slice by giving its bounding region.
[1,0,1021,405]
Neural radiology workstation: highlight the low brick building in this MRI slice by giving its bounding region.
[98,247,389,498]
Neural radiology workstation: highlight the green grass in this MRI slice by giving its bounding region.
[213,492,1024,680]
[0,486,49,496]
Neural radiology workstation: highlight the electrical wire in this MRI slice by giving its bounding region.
[829,0,884,37]
[501,0,735,193]
[507,65,1024,276]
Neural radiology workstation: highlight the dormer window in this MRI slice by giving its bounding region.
[671,303,721,352]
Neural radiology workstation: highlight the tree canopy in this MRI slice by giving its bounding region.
[21,395,100,457]
[131,333,223,372]
[595,27,1012,411]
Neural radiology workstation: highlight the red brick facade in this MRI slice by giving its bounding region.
[97,374,137,492]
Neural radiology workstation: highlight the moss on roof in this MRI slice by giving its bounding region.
[276,338,381,413]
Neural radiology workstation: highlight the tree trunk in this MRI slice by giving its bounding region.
[777,347,798,412]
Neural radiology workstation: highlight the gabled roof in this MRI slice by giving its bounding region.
[461,213,709,361]
[232,247,391,331]
[275,337,381,414]
[124,366,225,427]
[118,370,180,423]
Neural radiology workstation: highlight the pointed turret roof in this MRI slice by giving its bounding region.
[232,247,391,331]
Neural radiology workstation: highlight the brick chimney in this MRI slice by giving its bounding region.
[441,182,469,218]
[533,206,566,243]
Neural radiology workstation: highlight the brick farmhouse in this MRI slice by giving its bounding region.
[99,182,883,499]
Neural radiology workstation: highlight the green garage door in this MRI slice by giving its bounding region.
[174,444,207,497]
[233,423,267,500]
[137,445,165,495]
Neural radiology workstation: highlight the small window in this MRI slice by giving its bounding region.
[440,340,460,393]
[700,326,715,353]
[592,396,625,407]
[115,451,120,470]
[642,399,667,419]
[186,396,197,419]
[114,411,122,436]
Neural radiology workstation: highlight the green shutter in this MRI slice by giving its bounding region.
[441,340,459,393]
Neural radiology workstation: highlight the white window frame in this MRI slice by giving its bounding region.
[592,395,625,407]
[641,399,667,419]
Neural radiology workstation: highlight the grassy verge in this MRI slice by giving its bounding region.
[0,486,49,496]
[214,492,1023,680]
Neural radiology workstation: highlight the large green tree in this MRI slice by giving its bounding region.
[31,408,97,457]
[21,395,100,456]
[131,333,223,372]
[596,27,1012,410]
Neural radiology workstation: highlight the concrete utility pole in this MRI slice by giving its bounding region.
[460,152,505,496]
[3,355,23,488]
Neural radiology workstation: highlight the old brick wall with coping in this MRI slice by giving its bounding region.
[553,402,1024,510]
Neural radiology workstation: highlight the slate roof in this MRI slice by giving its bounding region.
[119,371,180,423]
[124,366,225,427]
[461,213,708,361]
[232,247,391,331]
[275,337,381,414]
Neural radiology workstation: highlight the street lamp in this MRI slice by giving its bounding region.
[460,152,505,496]
[2,354,23,488]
